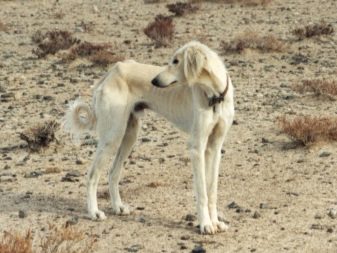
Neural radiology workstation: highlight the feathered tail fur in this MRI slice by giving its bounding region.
[63,99,96,141]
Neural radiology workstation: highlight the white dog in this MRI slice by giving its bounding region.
[64,41,234,234]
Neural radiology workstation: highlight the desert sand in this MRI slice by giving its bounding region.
[0,0,337,252]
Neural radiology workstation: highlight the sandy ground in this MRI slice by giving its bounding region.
[1,0,337,252]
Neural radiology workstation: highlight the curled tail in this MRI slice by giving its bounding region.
[63,99,96,141]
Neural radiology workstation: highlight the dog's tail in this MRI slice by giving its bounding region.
[63,99,96,141]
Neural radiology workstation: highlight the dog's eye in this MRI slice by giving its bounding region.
[172,59,179,64]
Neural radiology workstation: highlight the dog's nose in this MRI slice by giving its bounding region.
[151,78,160,87]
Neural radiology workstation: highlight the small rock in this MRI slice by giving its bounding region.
[75,159,83,165]
[253,211,261,219]
[192,245,206,253]
[228,201,240,209]
[328,208,337,219]
[261,137,270,143]
[19,210,27,218]
[125,244,143,252]
[65,215,79,227]
[141,137,151,143]
[259,203,269,209]
[180,235,190,240]
[311,224,323,230]
[319,151,331,157]
[66,170,81,177]
[180,243,188,250]
[24,171,43,178]
[184,214,197,222]
[327,227,334,233]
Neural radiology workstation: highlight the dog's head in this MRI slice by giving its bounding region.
[151,41,226,92]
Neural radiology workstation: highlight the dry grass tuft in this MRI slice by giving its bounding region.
[0,230,33,253]
[0,20,8,32]
[293,79,337,99]
[32,30,80,58]
[39,224,95,253]
[166,2,199,16]
[221,30,287,53]
[144,15,174,47]
[64,41,124,66]
[278,116,337,146]
[19,120,59,152]
[292,22,334,40]
[0,225,96,253]
[189,0,272,6]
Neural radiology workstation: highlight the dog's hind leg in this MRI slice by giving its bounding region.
[205,119,229,232]
[109,113,140,215]
[87,108,128,220]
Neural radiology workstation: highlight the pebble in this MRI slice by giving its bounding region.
[141,137,151,143]
[259,203,269,209]
[125,244,143,252]
[65,215,79,227]
[253,211,261,219]
[228,201,240,209]
[311,224,323,230]
[180,235,190,240]
[61,171,80,182]
[19,210,27,218]
[328,208,337,219]
[184,214,197,222]
[319,151,331,157]
[24,171,43,178]
[327,227,334,233]
[192,245,206,253]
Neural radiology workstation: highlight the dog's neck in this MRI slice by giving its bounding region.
[197,74,229,111]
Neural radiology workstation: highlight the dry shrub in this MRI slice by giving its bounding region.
[293,79,337,98]
[19,120,59,152]
[0,225,96,253]
[40,224,95,253]
[65,41,124,66]
[292,22,334,40]
[278,116,337,146]
[221,30,287,53]
[0,20,8,32]
[189,0,272,6]
[0,230,33,253]
[166,2,199,16]
[144,15,174,47]
[32,30,80,58]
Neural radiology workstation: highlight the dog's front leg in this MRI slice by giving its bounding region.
[190,133,215,235]
[205,120,229,232]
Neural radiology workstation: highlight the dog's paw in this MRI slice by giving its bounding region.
[212,221,229,232]
[112,204,130,216]
[89,210,107,221]
[200,223,216,235]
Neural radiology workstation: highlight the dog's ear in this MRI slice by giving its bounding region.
[203,56,227,92]
[183,47,205,83]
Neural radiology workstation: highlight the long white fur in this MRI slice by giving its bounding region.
[63,41,234,235]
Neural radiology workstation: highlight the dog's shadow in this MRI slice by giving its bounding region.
[0,191,197,233]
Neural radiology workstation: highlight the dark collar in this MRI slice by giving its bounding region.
[208,82,229,108]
